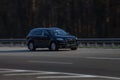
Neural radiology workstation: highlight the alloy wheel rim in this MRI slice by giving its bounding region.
[51,43,56,50]
[29,43,33,50]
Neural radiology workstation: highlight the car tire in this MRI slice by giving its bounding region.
[28,42,36,51]
[49,42,58,51]
[70,47,78,50]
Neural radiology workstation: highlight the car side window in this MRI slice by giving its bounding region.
[43,30,49,37]
[33,30,42,36]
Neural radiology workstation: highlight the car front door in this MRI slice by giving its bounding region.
[40,30,50,48]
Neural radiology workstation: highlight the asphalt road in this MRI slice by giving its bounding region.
[0,47,120,80]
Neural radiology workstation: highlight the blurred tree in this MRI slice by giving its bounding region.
[0,0,120,38]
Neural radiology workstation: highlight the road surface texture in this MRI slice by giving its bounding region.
[0,47,120,80]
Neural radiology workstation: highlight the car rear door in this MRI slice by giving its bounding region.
[32,29,43,47]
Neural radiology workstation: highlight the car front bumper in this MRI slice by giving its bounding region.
[57,40,78,48]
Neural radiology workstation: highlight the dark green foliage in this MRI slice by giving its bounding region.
[0,0,120,38]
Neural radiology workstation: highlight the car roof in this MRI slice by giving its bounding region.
[31,27,62,31]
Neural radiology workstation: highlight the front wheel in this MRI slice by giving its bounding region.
[49,42,58,51]
[28,42,36,51]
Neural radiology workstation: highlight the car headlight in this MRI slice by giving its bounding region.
[57,38,64,41]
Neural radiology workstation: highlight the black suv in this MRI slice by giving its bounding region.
[26,27,78,51]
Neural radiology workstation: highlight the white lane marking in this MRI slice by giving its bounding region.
[1,68,120,80]
[0,70,27,73]
[96,75,120,80]
[85,57,120,60]
[0,68,45,73]
[37,75,97,79]
[4,71,89,76]
[0,69,18,71]
[29,60,73,65]
[4,72,57,76]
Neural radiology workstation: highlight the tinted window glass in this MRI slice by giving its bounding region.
[53,29,68,36]
[33,30,42,36]
[43,30,49,36]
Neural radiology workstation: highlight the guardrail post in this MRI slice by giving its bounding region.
[0,42,2,47]
[10,42,13,46]
[87,42,90,47]
[112,42,115,47]
[79,42,82,47]
[95,42,98,47]
[103,42,106,47]
[21,42,25,46]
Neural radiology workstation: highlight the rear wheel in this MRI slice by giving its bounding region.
[70,47,78,50]
[28,42,36,51]
[49,42,58,51]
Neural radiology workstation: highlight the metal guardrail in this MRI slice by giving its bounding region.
[0,38,120,47]
[0,39,26,47]
[78,38,120,47]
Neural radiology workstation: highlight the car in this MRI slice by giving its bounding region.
[26,27,78,51]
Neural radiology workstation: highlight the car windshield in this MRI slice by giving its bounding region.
[53,29,69,36]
